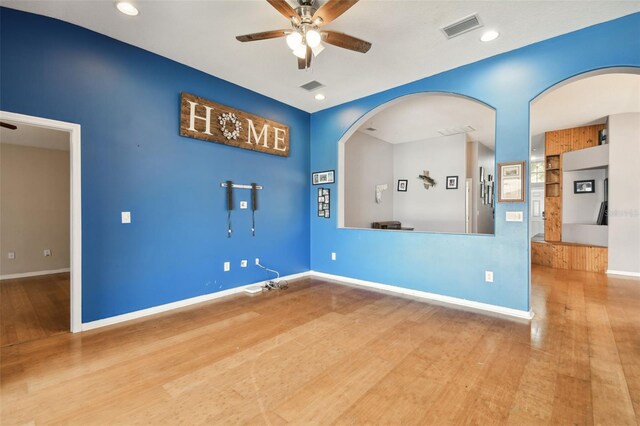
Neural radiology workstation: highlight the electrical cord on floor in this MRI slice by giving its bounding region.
[256,261,288,291]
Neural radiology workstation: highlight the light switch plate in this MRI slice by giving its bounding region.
[505,211,523,222]
[240,201,248,209]
[331,252,336,261]
[121,211,131,224]
[240,259,247,268]
[224,261,230,272]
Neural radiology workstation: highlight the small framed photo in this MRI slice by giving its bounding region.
[574,179,595,194]
[446,176,458,190]
[498,161,525,203]
[312,170,335,185]
[397,179,408,192]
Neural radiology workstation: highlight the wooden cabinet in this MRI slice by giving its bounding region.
[543,124,606,243]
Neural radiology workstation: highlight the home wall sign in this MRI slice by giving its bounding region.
[180,92,290,157]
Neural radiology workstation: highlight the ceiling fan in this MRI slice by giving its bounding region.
[236,0,371,70]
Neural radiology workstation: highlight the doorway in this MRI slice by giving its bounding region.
[0,111,82,338]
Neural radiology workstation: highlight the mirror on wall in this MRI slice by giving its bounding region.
[340,93,496,234]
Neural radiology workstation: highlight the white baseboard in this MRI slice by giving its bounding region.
[0,268,70,280]
[81,271,311,331]
[607,270,640,278]
[309,271,534,320]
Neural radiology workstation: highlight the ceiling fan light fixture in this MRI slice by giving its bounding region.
[286,32,303,50]
[305,29,321,48]
[311,43,325,57]
[292,45,307,59]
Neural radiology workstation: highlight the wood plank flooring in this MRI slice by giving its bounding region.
[0,272,69,347]
[1,266,639,425]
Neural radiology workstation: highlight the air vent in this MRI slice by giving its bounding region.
[365,127,377,132]
[300,80,325,92]
[437,125,475,136]
[441,14,482,39]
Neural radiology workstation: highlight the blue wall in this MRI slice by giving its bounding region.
[309,13,640,312]
[0,8,311,322]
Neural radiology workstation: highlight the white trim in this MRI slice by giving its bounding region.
[0,111,82,332]
[81,271,311,331]
[1,268,70,280]
[607,270,640,278]
[310,271,534,320]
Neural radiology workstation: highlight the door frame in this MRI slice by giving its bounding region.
[1,111,82,332]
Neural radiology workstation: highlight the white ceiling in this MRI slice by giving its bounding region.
[0,122,70,151]
[530,72,640,160]
[3,1,639,113]
[357,93,495,148]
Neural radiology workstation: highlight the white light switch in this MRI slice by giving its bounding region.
[240,201,248,209]
[505,211,523,222]
[331,252,336,261]
[224,261,230,272]
[240,259,247,268]
[121,212,131,224]
[43,249,52,257]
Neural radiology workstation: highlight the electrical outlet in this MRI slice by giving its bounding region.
[255,258,260,265]
[8,252,15,260]
[224,261,230,272]
[331,252,336,261]
[240,259,247,268]
[44,249,52,257]
[240,201,248,209]
[485,271,494,283]
[121,211,131,224]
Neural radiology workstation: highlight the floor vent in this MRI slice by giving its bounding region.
[441,14,482,39]
[300,80,325,91]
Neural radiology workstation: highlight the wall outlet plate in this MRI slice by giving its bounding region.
[121,211,131,224]
[240,259,247,268]
[240,201,248,209]
[485,271,494,282]
[43,249,52,257]
[8,252,15,260]
[224,261,230,272]
[331,252,336,261]
[255,258,260,265]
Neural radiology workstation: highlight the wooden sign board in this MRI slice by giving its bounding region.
[179,92,290,157]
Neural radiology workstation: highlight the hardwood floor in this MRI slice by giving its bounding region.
[0,272,69,347]
[1,266,639,425]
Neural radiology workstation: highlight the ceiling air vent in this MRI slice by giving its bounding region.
[441,14,482,39]
[437,125,476,136]
[365,127,377,132]
[300,80,325,92]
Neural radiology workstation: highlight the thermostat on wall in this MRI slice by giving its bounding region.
[506,211,524,222]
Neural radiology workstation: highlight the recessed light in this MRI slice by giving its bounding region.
[481,30,499,42]
[315,93,325,101]
[116,2,139,16]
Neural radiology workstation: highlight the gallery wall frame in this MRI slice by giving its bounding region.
[498,161,526,203]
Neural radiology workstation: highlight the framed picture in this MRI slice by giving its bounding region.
[574,179,595,194]
[397,179,408,192]
[498,161,526,203]
[312,170,335,185]
[446,176,458,190]
[317,187,330,219]
[479,166,485,182]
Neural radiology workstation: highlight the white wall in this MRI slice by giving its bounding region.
[1,143,70,276]
[562,169,606,224]
[393,134,467,233]
[344,132,394,228]
[608,113,640,274]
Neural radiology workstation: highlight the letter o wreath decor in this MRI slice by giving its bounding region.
[218,112,243,140]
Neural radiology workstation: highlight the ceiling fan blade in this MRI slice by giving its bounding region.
[236,29,288,42]
[266,0,299,21]
[0,122,17,130]
[312,0,359,25]
[297,46,312,70]
[322,31,371,53]
[306,45,312,68]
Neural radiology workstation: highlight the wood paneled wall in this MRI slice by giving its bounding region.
[544,124,606,242]
[531,241,607,273]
